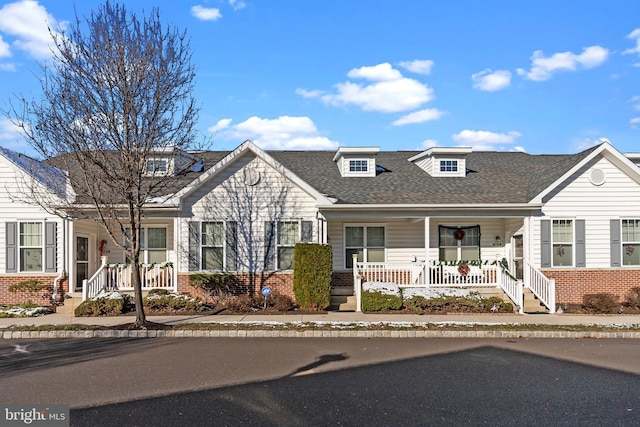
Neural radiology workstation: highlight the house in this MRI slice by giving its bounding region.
[1,140,639,314]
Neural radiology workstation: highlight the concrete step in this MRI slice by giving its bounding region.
[55,292,83,314]
[523,288,550,314]
[329,295,356,312]
[331,286,354,296]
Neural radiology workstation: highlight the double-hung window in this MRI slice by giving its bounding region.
[277,221,299,270]
[345,226,385,268]
[622,219,640,266]
[19,222,43,272]
[438,225,480,262]
[202,222,224,270]
[552,219,573,267]
[125,227,167,264]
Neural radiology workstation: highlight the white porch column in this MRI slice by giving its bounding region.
[68,218,76,293]
[424,216,430,285]
[173,217,179,293]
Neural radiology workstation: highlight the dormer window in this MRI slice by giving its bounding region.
[349,159,369,173]
[147,159,168,173]
[439,160,458,173]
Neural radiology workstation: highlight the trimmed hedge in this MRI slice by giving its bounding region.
[362,291,403,312]
[293,243,332,310]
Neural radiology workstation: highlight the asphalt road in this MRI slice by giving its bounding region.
[1,338,639,426]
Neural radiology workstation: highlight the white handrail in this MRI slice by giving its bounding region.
[524,260,556,313]
[353,255,362,312]
[497,270,523,314]
[82,256,109,301]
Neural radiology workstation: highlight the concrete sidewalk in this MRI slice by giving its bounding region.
[2,310,640,327]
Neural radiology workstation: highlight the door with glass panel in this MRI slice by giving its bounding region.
[76,236,89,291]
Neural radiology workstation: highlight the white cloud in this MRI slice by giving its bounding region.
[418,139,438,150]
[624,28,640,55]
[516,46,609,81]
[212,116,340,150]
[208,118,232,133]
[392,108,445,126]
[452,130,522,150]
[299,62,435,113]
[0,62,15,71]
[471,69,512,91]
[0,0,66,59]
[0,117,27,149]
[629,96,640,111]
[0,34,10,58]
[191,5,222,21]
[229,0,246,11]
[347,63,403,81]
[572,137,609,151]
[630,117,640,129]
[397,59,434,75]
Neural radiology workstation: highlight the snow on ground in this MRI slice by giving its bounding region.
[0,306,53,317]
[363,282,475,299]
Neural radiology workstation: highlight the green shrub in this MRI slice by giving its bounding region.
[404,294,514,314]
[224,293,296,312]
[582,293,619,314]
[147,288,171,296]
[189,273,242,303]
[624,287,640,309]
[362,290,403,312]
[74,294,134,317]
[8,279,49,305]
[293,243,332,310]
[144,293,208,312]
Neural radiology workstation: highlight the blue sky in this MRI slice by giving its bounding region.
[1,0,640,155]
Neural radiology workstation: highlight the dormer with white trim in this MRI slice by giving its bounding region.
[333,147,380,177]
[408,146,472,177]
[144,147,204,177]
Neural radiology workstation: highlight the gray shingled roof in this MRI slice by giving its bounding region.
[47,143,603,206]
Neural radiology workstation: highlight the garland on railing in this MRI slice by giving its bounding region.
[106,261,174,269]
[431,258,518,281]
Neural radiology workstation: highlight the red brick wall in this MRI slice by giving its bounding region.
[542,268,640,304]
[178,272,295,301]
[0,275,61,306]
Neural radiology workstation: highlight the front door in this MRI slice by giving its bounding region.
[512,235,524,280]
[76,236,89,291]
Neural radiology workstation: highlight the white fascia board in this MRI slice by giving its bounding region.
[318,203,541,211]
[408,146,472,162]
[332,146,380,162]
[530,142,640,204]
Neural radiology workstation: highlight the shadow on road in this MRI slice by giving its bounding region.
[71,345,640,426]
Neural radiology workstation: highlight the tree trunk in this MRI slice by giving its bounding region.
[131,249,147,328]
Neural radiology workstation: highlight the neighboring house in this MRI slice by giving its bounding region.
[1,140,640,313]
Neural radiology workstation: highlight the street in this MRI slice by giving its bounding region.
[1,338,639,426]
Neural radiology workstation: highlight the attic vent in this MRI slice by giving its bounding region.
[589,168,606,186]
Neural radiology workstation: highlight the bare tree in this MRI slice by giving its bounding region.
[191,164,297,295]
[3,1,200,327]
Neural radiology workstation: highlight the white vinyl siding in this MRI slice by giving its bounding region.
[532,157,640,268]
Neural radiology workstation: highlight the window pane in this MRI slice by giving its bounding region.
[20,222,42,246]
[440,160,458,172]
[461,226,480,246]
[202,222,223,246]
[345,227,364,247]
[148,250,166,264]
[147,228,166,249]
[345,248,364,268]
[278,247,294,270]
[439,248,458,262]
[202,247,223,270]
[367,227,385,247]
[367,248,385,262]
[623,244,640,266]
[553,244,573,266]
[439,227,457,247]
[278,222,299,246]
[622,220,640,242]
[20,248,42,271]
[349,160,368,172]
[553,220,573,243]
[461,247,479,261]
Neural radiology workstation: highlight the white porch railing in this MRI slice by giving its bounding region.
[82,258,175,301]
[524,260,556,313]
[499,270,523,314]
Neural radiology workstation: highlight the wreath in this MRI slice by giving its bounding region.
[454,228,465,240]
[457,263,470,277]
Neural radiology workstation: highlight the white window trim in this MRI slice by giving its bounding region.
[621,218,640,267]
[201,221,225,272]
[124,226,168,264]
[438,225,480,262]
[18,221,44,273]
[145,157,174,176]
[551,219,574,267]
[275,220,302,271]
[439,159,459,173]
[343,224,387,269]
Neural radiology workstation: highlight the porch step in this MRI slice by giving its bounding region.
[523,288,550,314]
[329,286,356,311]
[55,292,83,314]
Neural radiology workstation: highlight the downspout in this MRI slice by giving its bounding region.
[52,218,68,301]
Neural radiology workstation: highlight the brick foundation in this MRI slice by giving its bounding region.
[0,275,63,306]
[331,272,354,287]
[178,272,295,301]
[542,268,640,305]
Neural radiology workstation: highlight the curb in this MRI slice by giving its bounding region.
[3,329,640,339]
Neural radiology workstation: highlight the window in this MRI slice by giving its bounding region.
[440,160,458,173]
[19,222,43,272]
[348,159,368,173]
[622,219,640,266]
[125,227,167,264]
[277,221,299,270]
[438,225,480,261]
[552,219,573,267]
[345,226,385,268]
[146,159,167,173]
[202,222,224,270]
